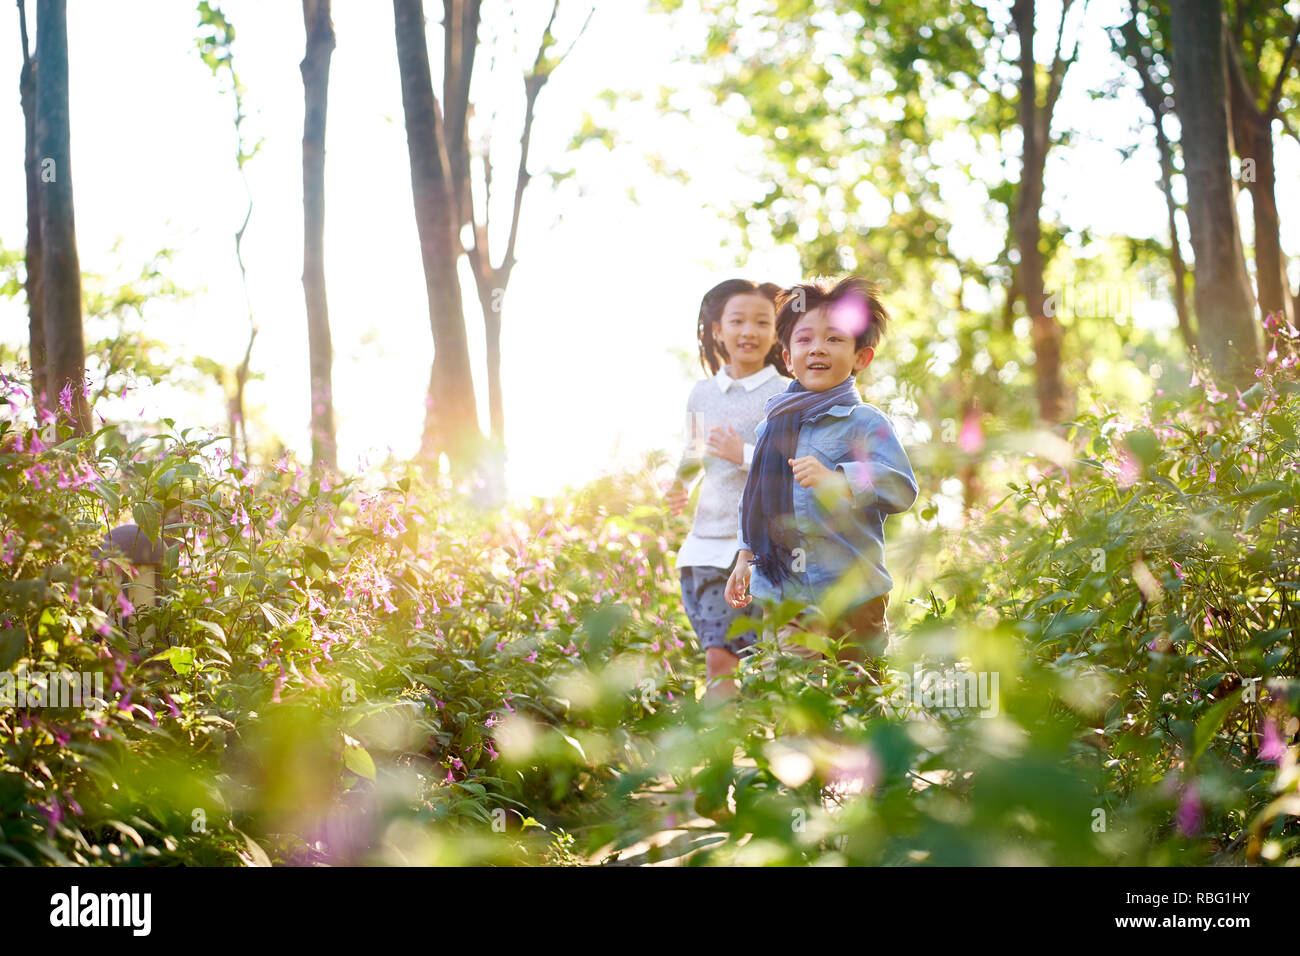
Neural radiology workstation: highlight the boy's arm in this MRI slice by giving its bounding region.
[837,410,919,515]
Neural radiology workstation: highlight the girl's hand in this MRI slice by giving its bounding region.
[707,426,746,465]
[725,552,753,607]
[665,480,689,516]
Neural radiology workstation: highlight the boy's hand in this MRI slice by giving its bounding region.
[788,455,837,489]
[725,552,753,608]
[665,480,689,516]
[706,426,745,465]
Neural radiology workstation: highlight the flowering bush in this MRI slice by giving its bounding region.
[3,334,1298,867]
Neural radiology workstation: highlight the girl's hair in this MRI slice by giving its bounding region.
[696,279,790,377]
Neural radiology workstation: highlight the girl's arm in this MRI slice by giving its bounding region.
[666,389,704,514]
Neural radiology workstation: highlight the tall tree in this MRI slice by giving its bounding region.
[196,1,262,461]
[1012,0,1081,424]
[301,0,337,472]
[680,0,1088,430]
[1169,0,1261,385]
[34,0,89,432]
[17,0,46,409]
[1225,2,1298,326]
[1110,1,1196,351]
[394,0,481,469]
[443,1,592,499]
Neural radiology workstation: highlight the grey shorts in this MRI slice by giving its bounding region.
[679,558,760,656]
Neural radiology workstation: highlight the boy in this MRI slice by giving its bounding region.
[724,275,918,684]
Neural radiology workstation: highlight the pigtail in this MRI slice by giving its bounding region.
[697,297,723,375]
[757,281,792,378]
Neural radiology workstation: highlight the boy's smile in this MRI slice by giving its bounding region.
[782,305,875,391]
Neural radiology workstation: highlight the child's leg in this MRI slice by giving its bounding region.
[704,646,741,701]
[681,563,756,703]
[832,595,890,693]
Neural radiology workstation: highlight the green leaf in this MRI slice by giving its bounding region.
[0,628,25,669]
[342,737,377,780]
[148,646,195,675]
[1244,494,1286,532]
[1126,429,1160,467]
[132,501,160,544]
[1192,693,1239,762]
[560,734,588,762]
[192,619,227,643]
[303,546,331,572]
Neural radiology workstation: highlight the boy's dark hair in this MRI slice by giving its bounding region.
[775,276,890,353]
[696,279,791,376]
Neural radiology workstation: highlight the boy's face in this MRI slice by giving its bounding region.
[782,304,875,392]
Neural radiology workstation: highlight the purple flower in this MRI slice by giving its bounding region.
[1260,719,1287,764]
[1175,783,1201,837]
[58,383,73,415]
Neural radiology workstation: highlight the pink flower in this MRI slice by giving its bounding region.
[958,410,985,453]
[524,650,538,663]
[1260,719,1287,764]
[1175,783,1201,837]
[117,591,134,616]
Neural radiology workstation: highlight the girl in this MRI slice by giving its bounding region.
[666,279,791,702]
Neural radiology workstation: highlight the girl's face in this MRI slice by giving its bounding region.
[712,293,777,377]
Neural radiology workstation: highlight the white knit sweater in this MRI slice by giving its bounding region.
[675,364,791,566]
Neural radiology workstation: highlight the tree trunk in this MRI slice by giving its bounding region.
[34,0,88,433]
[1161,135,1195,350]
[442,0,480,234]
[18,0,46,408]
[393,0,481,468]
[1012,0,1070,423]
[478,279,504,441]
[1169,0,1261,385]
[301,0,337,473]
[1227,41,1293,327]
[1117,11,1195,350]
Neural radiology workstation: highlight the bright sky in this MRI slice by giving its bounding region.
[1,0,1296,501]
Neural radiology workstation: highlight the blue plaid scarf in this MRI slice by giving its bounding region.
[741,376,860,587]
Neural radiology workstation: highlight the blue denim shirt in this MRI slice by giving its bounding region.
[737,400,918,607]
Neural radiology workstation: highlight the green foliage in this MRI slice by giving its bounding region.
[3,346,1298,866]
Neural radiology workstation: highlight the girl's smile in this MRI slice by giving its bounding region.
[712,292,777,378]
